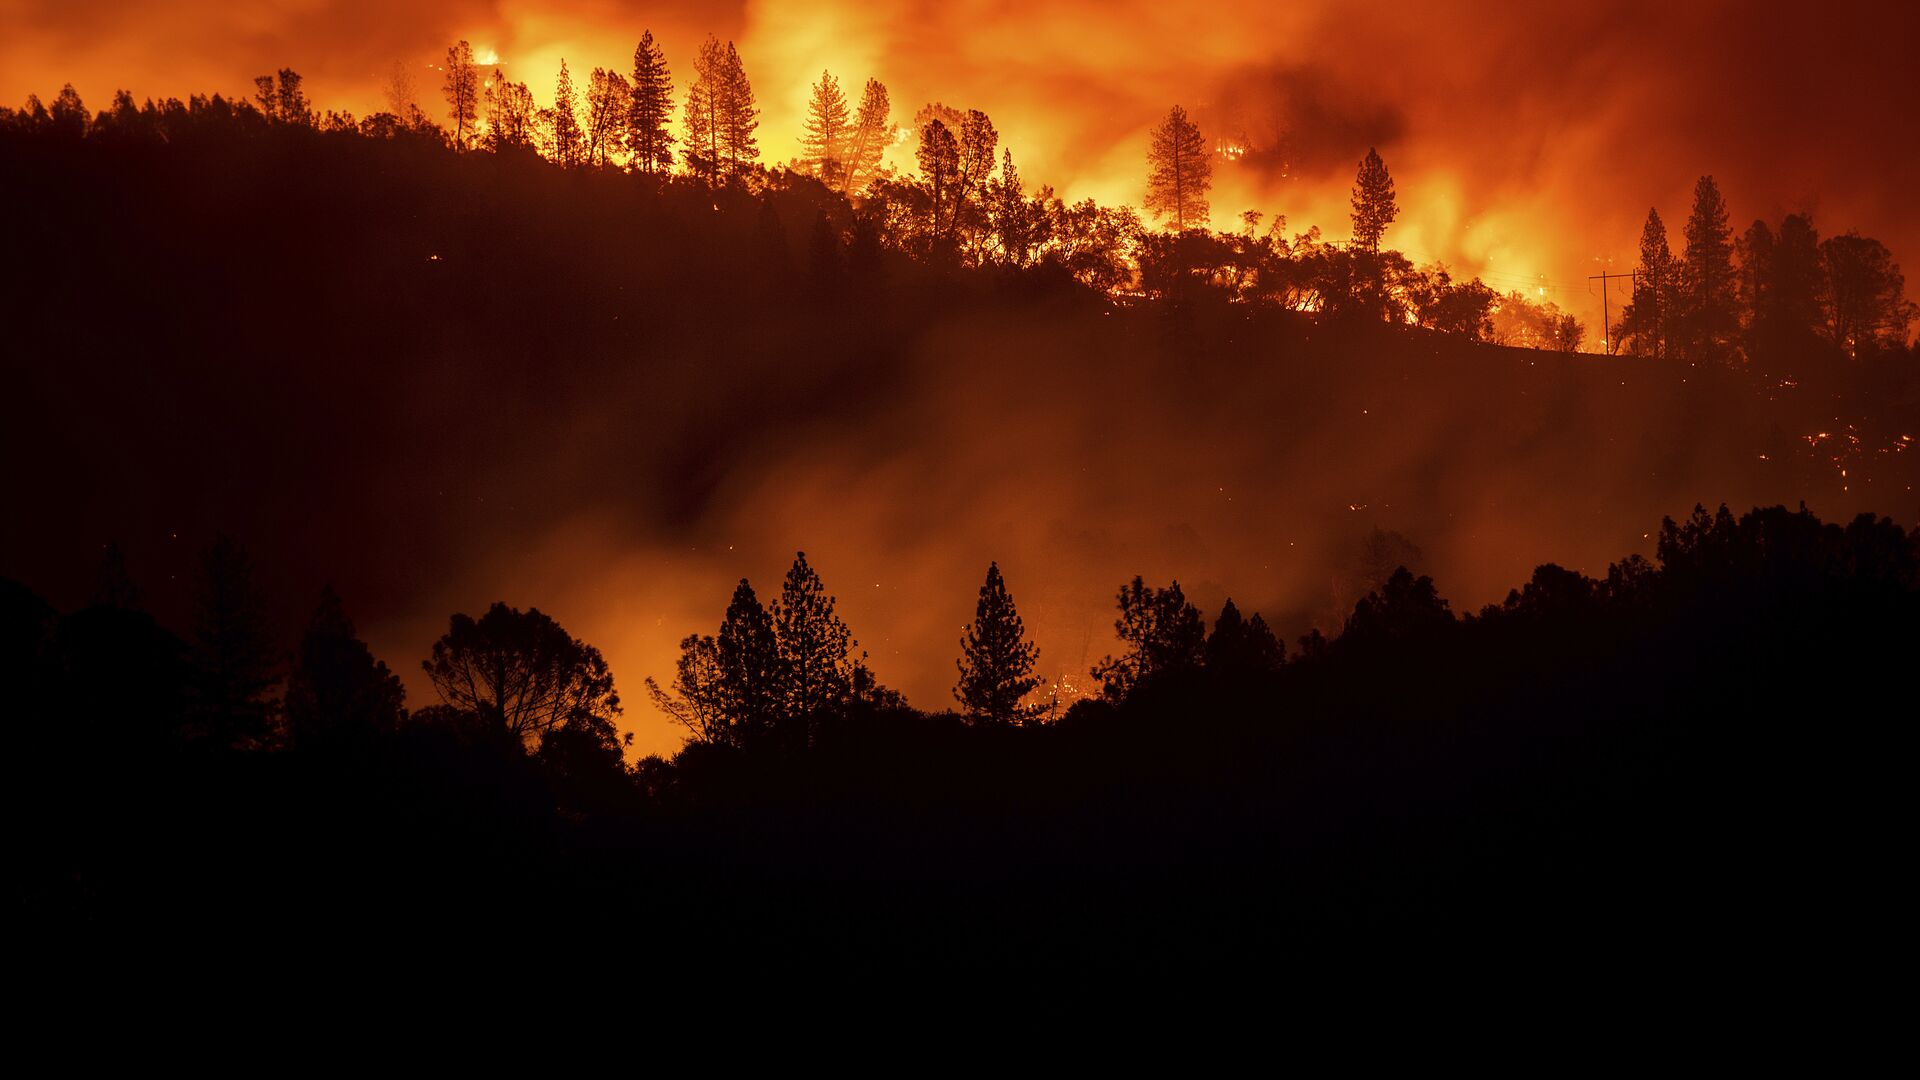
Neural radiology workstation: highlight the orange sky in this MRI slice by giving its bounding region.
[8,0,1917,759]
[7,0,1917,313]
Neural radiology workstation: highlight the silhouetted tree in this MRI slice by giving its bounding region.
[647,633,726,745]
[840,78,896,195]
[1092,577,1206,701]
[773,552,854,742]
[482,68,540,154]
[1618,208,1676,358]
[444,41,480,150]
[1350,147,1397,253]
[1204,599,1284,675]
[684,36,728,184]
[1675,175,1739,362]
[1343,567,1453,642]
[187,536,279,748]
[800,70,849,182]
[1740,212,1828,372]
[626,31,675,175]
[422,601,618,751]
[1821,232,1914,357]
[955,562,1042,725]
[547,60,585,166]
[49,84,87,138]
[253,69,311,127]
[284,587,405,750]
[916,119,960,252]
[715,579,786,749]
[1145,105,1210,231]
[583,67,629,167]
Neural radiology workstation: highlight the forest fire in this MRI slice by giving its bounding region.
[3,0,1918,978]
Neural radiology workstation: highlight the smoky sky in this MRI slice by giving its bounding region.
[6,0,1917,760]
[6,0,1917,286]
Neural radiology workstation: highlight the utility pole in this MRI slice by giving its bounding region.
[1589,271,1632,355]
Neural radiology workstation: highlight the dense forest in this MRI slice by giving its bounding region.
[4,50,1919,972]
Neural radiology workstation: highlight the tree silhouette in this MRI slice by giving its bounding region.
[482,68,539,154]
[1342,567,1453,642]
[187,535,279,748]
[547,60,585,167]
[626,31,675,175]
[647,633,727,745]
[917,119,960,251]
[422,601,618,751]
[1821,232,1914,357]
[1204,599,1284,675]
[800,70,849,183]
[683,37,727,184]
[252,69,311,127]
[1145,105,1210,231]
[583,67,629,167]
[773,551,854,742]
[1092,577,1206,701]
[716,579,785,749]
[1676,175,1738,362]
[955,562,1042,725]
[443,40,479,150]
[1618,208,1676,358]
[49,84,87,138]
[1350,147,1398,253]
[284,587,405,750]
[719,41,760,179]
[840,78,896,195]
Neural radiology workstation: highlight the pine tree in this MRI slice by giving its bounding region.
[626,31,675,175]
[482,68,539,154]
[1676,175,1738,362]
[1091,577,1206,702]
[840,78,896,195]
[548,60,584,166]
[1145,105,1210,231]
[1350,147,1397,252]
[1203,599,1285,674]
[772,552,854,743]
[284,588,405,750]
[955,562,1042,725]
[719,41,759,178]
[715,579,785,749]
[800,70,850,182]
[1618,208,1676,358]
[683,36,727,184]
[443,40,479,150]
[188,535,279,748]
[917,118,960,250]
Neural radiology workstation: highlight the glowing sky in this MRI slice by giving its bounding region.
[7,0,1917,313]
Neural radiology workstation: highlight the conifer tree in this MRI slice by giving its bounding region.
[284,588,405,749]
[1145,104,1210,231]
[715,579,785,748]
[683,36,727,184]
[443,40,479,150]
[626,31,675,175]
[1350,147,1397,252]
[772,552,854,742]
[840,77,896,195]
[1618,208,1676,358]
[917,118,960,250]
[548,60,584,166]
[1203,599,1285,674]
[1676,175,1738,361]
[955,563,1042,725]
[1091,577,1206,702]
[800,70,849,182]
[719,41,759,178]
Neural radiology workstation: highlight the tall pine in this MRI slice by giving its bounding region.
[1618,208,1676,358]
[549,60,584,166]
[1145,105,1211,231]
[1350,147,1397,252]
[800,70,849,182]
[840,78,896,195]
[1676,175,1738,362]
[188,535,278,748]
[284,588,405,750]
[772,552,854,743]
[715,579,785,749]
[955,563,1041,725]
[626,31,674,175]
[719,41,759,178]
